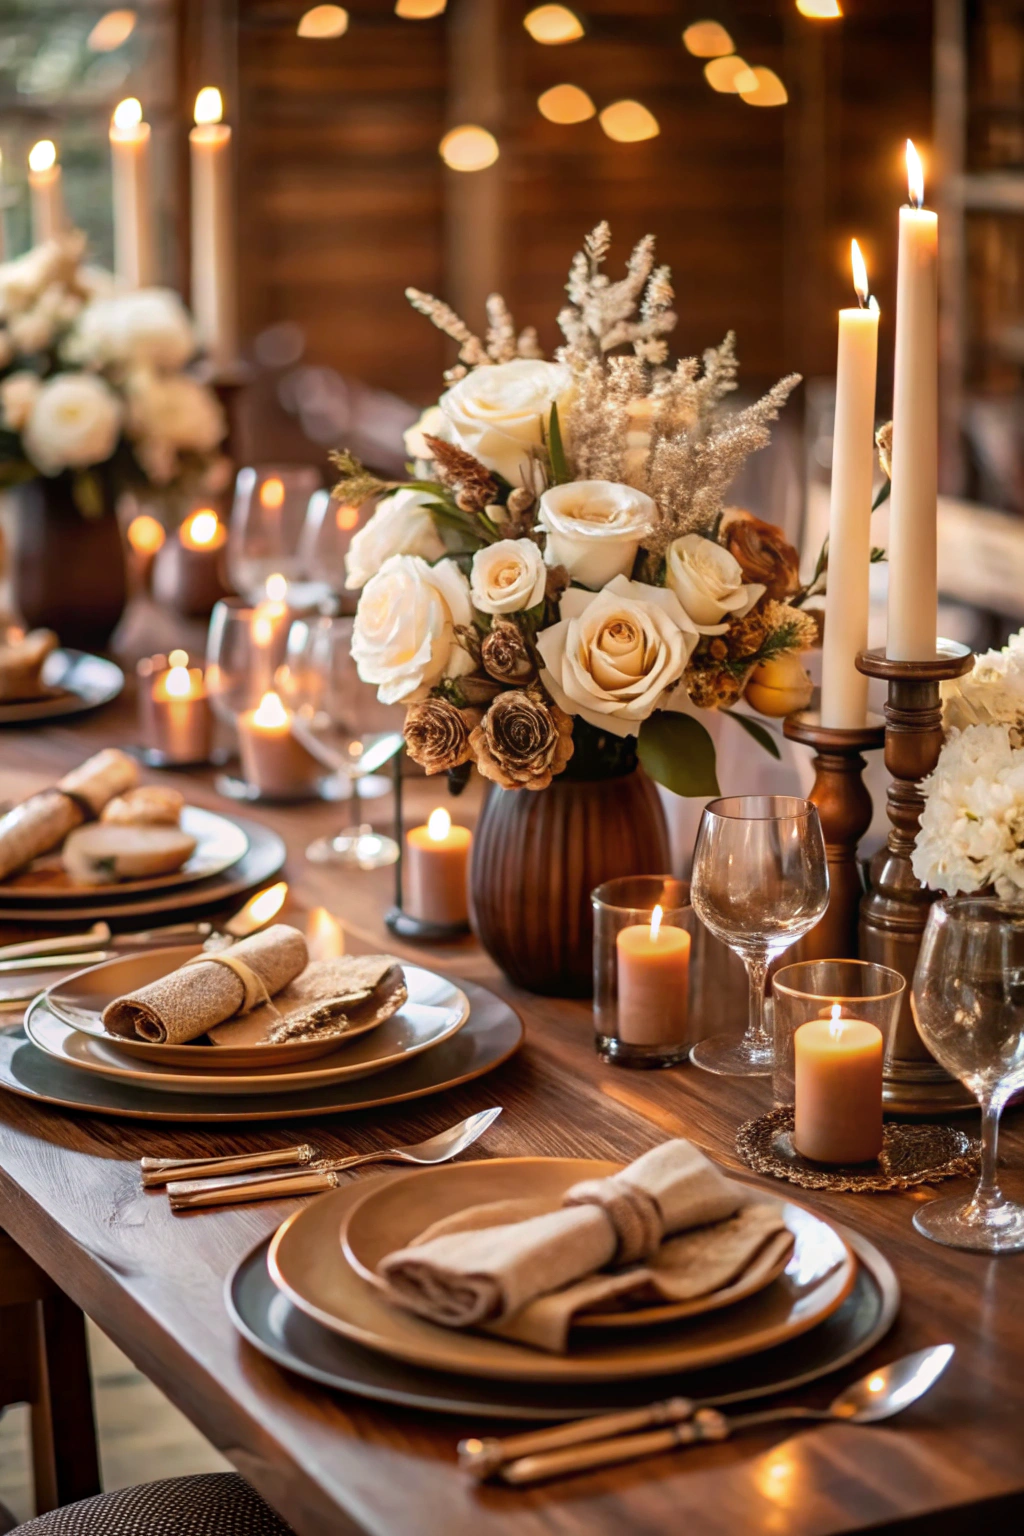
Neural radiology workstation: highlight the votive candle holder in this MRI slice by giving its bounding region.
[593,875,693,1069]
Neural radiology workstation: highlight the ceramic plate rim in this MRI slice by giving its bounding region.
[0,649,124,725]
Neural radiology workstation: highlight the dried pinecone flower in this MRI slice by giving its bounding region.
[721,510,800,601]
[404,698,479,776]
[481,618,536,684]
[470,689,574,791]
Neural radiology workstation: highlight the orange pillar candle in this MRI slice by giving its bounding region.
[237,690,321,798]
[405,808,471,926]
[150,652,214,764]
[794,1006,884,1164]
[615,905,691,1046]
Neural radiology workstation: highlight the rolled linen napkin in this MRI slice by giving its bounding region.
[0,749,138,880]
[102,924,308,1044]
[378,1140,745,1336]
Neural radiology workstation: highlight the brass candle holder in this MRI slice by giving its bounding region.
[783,709,886,961]
[856,641,975,1114]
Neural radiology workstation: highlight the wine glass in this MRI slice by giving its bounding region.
[295,488,367,599]
[205,596,287,727]
[911,896,1024,1253]
[227,464,324,602]
[281,615,403,868]
[689,795,829,1077]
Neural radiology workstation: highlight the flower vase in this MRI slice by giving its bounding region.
[13,474,127,651]
[469,726,671,998]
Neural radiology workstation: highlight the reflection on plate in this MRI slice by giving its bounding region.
[0,650,124,726]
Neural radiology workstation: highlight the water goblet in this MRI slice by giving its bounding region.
[227,464,323,602]
[911,896,1024,1254]
[689,795,830,1077]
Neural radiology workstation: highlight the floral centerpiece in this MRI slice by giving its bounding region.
[336,224,816,802]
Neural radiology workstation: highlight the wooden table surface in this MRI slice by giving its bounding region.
[1,679,1023,1536]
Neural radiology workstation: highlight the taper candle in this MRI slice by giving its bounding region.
[109,97,156,288]
[794,1005,884,1164]
[28,140,63,244]
[821,240,879,728]
[886,139,938,662]
[189,87,237,372]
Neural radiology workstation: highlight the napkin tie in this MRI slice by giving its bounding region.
[563,1175,664,1265]
[182,951,281,1019]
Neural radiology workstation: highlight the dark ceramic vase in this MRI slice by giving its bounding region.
[13,475,127,651]
[468,725,671,998]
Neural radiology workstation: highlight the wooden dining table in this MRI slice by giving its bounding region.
[0,663,1023,1536]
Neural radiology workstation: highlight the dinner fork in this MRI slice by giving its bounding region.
[167,1107,503,1211]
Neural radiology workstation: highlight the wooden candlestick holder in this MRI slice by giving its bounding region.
[856,641,975,1114]
[783,709,886,961]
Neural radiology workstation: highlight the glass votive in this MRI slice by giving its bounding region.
[593,875,693,1069]
[771,959,906,1165]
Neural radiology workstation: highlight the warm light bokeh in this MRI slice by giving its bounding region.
[523,5,584,44]
[126,514,165,556]
[704,55,749,93]
[335,504,360,531]
[164,666,192,700]
[395,0,447,15]
[168,649,189,668]
[737,66,789,107]
[439,125,500,172]
[28,140,57,173]
[242,881,289,927]
[253,690,289,729]
[538,83,595,124]
[428,807,452,841]
[797,1,843,17]
[194,87,224,127]
[87,9,137,52]
[599,100,660,143]
[112,97,143,131]
[259,476,286,510]
[297,5,349,37]
[682,20,734,58]
[180,510,226,550]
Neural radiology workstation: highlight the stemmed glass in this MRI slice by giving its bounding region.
[227,464,323,602]
[281,615,403,869]
[689,795,830,1077]
[911,896,1024,1253]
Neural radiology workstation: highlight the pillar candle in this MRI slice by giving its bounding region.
[149,655,214,764]
[237,690,321,798]
[152,509,231,617]
[404,808,471,926]
[821,241,879,729]
[615,906,690,1046]
[793,1007,884,1164]
[110,97,156,288]
[886,140,938,662]
[28,141,63,244]
[189,87,237,373]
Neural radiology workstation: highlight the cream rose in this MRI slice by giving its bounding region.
[344,488,446,591]
[23,372,122,475]
[440,359,572,487]
[0,370,42,431]
[537,574,699,736]
[537,480,656,590]
[69,288,196,371]
[351,554,474,705]
[665,533,765,632]
[470,538,547,615]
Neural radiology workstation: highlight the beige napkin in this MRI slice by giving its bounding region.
[102,924,308,1044]
[378,1140,784,1352]
[209,956,407,1047]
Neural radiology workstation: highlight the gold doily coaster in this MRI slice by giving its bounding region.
[736,1106,980,1193]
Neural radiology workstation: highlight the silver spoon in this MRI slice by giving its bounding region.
[168,1107,503,1211]
[496,1344,955,1485]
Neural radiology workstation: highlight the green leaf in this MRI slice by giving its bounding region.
[871,478,891,511]
[548,402,571,484]
[637,712,721,799]
[722,711,781,760]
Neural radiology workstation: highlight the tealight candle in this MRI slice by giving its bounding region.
[615,904,691,1046]
[404,808,471,927]
[149,651,214,765]
[126,513,165,592]
[28,140,63,243]
[794,1005,884,1164]
[237,689,320,799]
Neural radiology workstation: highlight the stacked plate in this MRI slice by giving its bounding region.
[0,946,523,1121]
[227,1155,901,1420]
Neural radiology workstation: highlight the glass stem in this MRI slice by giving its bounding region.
[975,1096,1006,1213]
[745,952,770,1051]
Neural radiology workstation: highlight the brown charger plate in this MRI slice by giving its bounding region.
[341,1159,797,1331]
[227,1221,898,1421]
[0,976,521,1121]
[0,814,285,924]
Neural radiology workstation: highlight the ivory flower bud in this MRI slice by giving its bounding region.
[470,538,547,614]
[665,533,764,631]
[537,480,656,591]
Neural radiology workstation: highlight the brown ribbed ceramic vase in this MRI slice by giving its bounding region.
[13,474,127,651]
[469,728,671,998]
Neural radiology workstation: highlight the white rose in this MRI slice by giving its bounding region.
[537,574,699,737]
[344,488,446,591]
[538,480,656,590]
[9,306,55,355]
[351,554,474,705]
[0,370,40,430]
[23,372,122,475]
[470,538,547,614]
[440,358,572,487]
[665,533,765,632]
[69,288,196,370]
[403,404,448,462]
[124,371,226,483]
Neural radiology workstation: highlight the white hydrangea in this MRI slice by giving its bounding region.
[913,722,1024,899]
[941,629,1024,743]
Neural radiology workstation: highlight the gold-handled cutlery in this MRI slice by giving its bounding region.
[141,1145,318,1188]
[459,1344,955,1485]
[167,1108,503,1211]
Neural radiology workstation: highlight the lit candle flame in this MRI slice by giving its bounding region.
[306,905,345,960]
[126,513,164,555]
[112,97,143,132]
[194,87,224,127]
[168,649,189,668]
[164,665,192,699]
[29,140,56,173]
[428,807,452,841]
[242,881,288,927]
[649,903,663,942]
[183,509,220,547]
[906,138,924,209]
[335,504,359,531]
[259,476,286,510]
[265,572,288,603]
[867,1373,886,1393]
[851,238,869,307]
[253,690,288,729]
[828,1002,845,1040]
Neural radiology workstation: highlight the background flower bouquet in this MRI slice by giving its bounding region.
[337,224,817,799]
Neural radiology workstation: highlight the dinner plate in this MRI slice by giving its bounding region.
[24,969,469,1096]
[267,1161,857,1383]
[341,1159,796,1330]
[0,650,124,725]
[0,814,285,923]
[0,977,521,1120]
[44,944,388,1068]
[0,806,249,900]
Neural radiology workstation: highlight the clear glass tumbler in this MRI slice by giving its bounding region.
[772,959,906,1106]
[593,875,694,1068]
